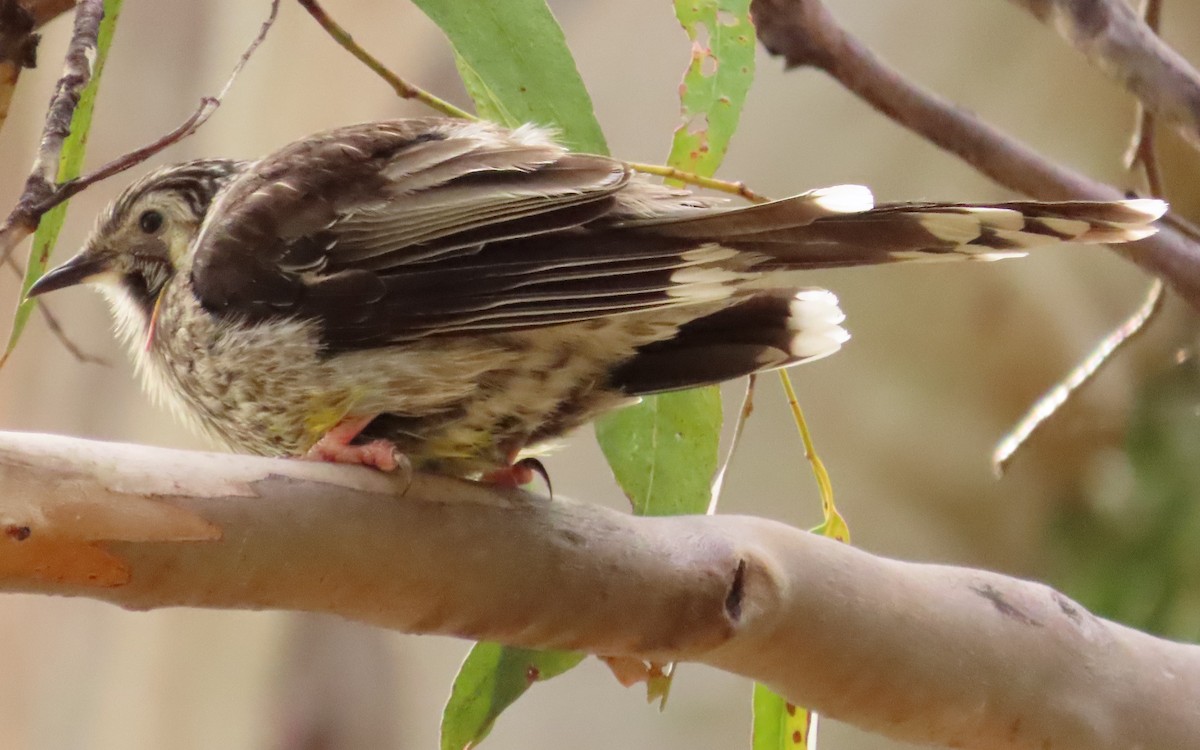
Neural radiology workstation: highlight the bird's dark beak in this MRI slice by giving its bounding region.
[26,253,110,298]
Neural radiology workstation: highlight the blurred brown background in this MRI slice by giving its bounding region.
[1,1,1198,748]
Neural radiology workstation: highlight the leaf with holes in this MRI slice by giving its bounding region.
[668,0,755,178]
[4,0,123,365]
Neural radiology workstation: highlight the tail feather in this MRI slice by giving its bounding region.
[610,289,848,395]
[625,185,1166,268]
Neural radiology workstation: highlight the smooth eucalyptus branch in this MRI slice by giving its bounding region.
[750,0,1200,310]
[1008,0,1200,152]
[0,431,1197,750]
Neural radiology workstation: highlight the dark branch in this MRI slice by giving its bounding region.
[1009,0,1200,152]
[750,0,1200,310]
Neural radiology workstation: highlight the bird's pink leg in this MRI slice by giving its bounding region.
[304,415,401,471]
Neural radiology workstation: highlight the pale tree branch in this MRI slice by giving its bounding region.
[0,431,1197,750]
[750,0,1200,310]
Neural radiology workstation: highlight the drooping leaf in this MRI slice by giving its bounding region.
[411,0,607,154]
[596,387,723,516]
[440,643,584,750]
[4,0,123,363]
[595,0,757,519]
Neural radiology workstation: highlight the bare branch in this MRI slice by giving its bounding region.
[0,0,281,275]
[296,0,475,120]
[0,431,1197,750]
[1009,0,1200,153]
[0,0,103,274]
[997,0,1168,473]
[993,278,1164,473]
[1124,0,1165,195]
[750,0,1200,310]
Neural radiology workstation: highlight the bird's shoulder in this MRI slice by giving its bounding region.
[188,118,633,329]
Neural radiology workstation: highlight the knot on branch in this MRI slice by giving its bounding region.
[751,0,834,70]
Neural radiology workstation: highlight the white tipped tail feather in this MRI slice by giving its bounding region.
[787,289,850,361]
[608,190,1163,396]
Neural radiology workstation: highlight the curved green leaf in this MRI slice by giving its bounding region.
[441,643,584,750]
[411,0,607,154]
[596,387,722,516]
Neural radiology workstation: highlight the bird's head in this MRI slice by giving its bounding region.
[28,159,244,318]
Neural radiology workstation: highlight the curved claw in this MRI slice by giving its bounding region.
[480,457,554,498]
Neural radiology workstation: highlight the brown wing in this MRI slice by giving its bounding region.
[189,118,744,351]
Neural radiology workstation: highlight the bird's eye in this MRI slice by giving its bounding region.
[138,210,164,234]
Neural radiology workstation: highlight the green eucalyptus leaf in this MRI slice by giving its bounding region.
[411,0,607,154]
[441,643,584,750]
[597,387,722,516]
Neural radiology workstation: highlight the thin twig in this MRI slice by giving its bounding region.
[47,0,280,216]
[1123,0,1165,197]
[296,0,475,120]
[297,1,778,204]
[708,374,757,514]
[993,279,1165,474]
[0,0,279,273]
[627,162,768,203]
[0,0,104,274]
[750,0,1200,311]
[778,369,847,542]
[1126,106,1164,197]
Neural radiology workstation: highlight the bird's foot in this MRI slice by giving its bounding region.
[304,416,402,472]
[480,456,553,496]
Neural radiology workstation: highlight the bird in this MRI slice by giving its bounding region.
[28,117,1166,482]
